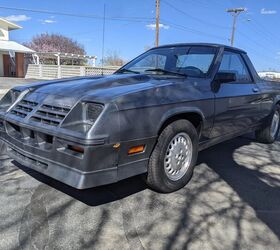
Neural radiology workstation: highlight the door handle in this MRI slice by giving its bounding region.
[252,87,259,93]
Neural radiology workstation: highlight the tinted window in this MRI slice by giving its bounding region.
[219,51,252,82]
[176,47,215,74]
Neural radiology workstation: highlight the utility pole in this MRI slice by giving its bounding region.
[155,0,160,47]
[101,4,106,75]
[226,8,245,46]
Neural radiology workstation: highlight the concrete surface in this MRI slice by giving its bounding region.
[0,77,40,97]
[0,134,279,250]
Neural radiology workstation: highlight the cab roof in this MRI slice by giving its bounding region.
[155,43,246,54]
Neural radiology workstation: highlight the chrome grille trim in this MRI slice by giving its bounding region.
[30,104,71,127]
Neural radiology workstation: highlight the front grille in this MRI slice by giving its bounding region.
[30,104,71,127]
[10,100,38,118]
[6,121,53,150]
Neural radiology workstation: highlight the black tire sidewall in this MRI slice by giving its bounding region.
[256,104,280,144]
[266,105,280,142]
[272,105,280,140]
[149,120,198,192]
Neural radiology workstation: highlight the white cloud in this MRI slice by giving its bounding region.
[4,15,31,22]
[146,23,170,30]
[261,8,277,15]
[40,19,57,24]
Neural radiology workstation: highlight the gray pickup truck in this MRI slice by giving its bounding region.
[0,43,279,193]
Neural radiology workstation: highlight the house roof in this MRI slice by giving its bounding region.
[0,18,22,31]
[0,40,34,53]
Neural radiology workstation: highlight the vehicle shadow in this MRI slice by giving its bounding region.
[197,134,280,239]
[14,161,148,206]
[13,134,280,242]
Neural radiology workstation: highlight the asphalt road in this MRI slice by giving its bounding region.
[0,134,279,250]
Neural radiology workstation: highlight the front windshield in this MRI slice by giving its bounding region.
[117,46,217,78]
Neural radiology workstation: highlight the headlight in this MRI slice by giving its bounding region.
[0,89,21,112]
[85,103,104,124]
[61,102,104,133]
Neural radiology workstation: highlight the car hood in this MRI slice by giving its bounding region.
[15,74,181,109]
[28,74,164,99]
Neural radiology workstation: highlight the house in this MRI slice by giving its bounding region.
[0,18,34,77]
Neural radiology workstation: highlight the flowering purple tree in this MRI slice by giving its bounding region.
[24,33,86,65]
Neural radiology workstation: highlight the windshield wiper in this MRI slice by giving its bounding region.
[117,68,140,74]
[145,68,187,77]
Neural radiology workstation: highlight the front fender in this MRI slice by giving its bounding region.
[157,106,205,133]
[273,95,280,106]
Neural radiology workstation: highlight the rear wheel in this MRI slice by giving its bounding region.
[146,120,198,193]
[255,104,280,144]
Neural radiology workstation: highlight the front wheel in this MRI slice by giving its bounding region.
[146,120,198,193]
[255,104,280,144]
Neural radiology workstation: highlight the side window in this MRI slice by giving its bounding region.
[219,51,252,83]
[175,47,216,77]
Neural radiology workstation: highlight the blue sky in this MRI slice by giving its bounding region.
[2,0,280,71]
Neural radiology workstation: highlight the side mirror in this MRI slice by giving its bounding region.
[215,72,236,84]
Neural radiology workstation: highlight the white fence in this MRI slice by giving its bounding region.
[25,64,120,79]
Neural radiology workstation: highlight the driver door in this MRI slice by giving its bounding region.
[211,50,263,138]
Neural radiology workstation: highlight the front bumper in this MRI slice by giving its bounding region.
[0,119,118,189]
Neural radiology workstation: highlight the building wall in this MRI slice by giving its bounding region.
[0,54,3,76]
[3,54,11,76]
[15,53,24,77]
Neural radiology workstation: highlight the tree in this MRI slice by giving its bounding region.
[102,51,126,66]
[24,33,86,65]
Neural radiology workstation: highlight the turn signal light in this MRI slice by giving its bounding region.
[68,145,84,154]
[128,145,145,155]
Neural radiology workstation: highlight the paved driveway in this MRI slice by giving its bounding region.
[0,134,279,250]
[0,77,41,97]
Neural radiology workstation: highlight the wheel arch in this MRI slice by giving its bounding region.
[157,107,205,137]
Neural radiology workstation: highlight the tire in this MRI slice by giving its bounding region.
[146,120,198,193]
[0,140,7,158]
[255,104,280,144]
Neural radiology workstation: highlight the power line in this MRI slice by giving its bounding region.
[186,0,226,9]
[162,0,230,30]
[162,18,228,41]
[0,6,154,23]
[242,21,279,49]
[236,31,277,62]
[251,18,280,42]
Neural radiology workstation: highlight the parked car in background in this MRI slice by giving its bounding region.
[0,43,280,193]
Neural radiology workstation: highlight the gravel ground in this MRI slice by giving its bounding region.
[0,134,279,250]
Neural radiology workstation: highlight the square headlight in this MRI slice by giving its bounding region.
[85,103,104,124]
